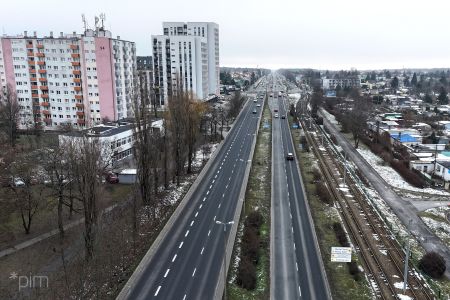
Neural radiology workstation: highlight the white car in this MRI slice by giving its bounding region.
[12,177,25,187]
[274,113,279,118]
[253,99,257,102]
[256,104,261,107]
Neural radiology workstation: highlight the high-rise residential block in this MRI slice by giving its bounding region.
[0,28,136,130]
[152,22,219,105]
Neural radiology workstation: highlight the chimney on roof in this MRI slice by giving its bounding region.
[33,31,37,37]
[24,31,27,37]
[50,31,53,38]
[73,31,76,36]
[117,36,120,40]
[60,32,63,38]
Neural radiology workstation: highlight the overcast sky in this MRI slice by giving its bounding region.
[2,0,450,70]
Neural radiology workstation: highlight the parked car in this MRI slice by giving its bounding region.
[286,152,294,160]
[105,172,119,184]
[105,173,119,184]
[11,177,25,187]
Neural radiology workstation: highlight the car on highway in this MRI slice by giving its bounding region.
[281,115,286,119]
[256,104,261,107]
[274,113,279,118]
[253,99,257,102]
[286,152,294,160]
[252,109,257,114]
[274,109,278,112]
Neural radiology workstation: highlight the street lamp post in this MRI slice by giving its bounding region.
[216,220,234,300]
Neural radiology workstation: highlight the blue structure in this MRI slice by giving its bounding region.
[390,133,417,143]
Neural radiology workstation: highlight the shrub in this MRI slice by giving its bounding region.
[316,182,333,205]
[390,159,425,188]
[419,252,446,278]
[245,210,263,229]
[332,222,349,247]
[236,259,257,290]
[347,261,361,281]
[241,227,260,264]
[312,168,322,182]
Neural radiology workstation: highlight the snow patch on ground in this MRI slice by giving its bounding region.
[357,148,450,196]
[394,282,408,289]
[422,217,450,247]
[397,294,412,300]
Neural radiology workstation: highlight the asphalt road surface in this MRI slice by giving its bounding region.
[121,96,262,300]
[270,75,330,300]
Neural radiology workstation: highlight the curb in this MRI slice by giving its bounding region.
[117,96,252,300]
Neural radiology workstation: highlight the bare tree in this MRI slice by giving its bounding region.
[186,98,206,174]
[8,151,44,234]
[65,136,110,260]
[0,84,20,148]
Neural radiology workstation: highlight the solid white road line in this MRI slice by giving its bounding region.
[154,285,161,296]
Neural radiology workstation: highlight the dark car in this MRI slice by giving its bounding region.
[286,152,294,160]
[281,115,286,119]
[105,173,119,184]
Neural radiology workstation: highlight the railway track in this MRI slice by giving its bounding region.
[300,117,434,300]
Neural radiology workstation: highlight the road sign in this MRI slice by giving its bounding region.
[331,247,352,262]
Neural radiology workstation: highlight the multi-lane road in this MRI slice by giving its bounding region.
[118,94,262,299]
[270,75,330,300]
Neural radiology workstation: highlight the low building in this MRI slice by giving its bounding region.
[435,161,450,189]
[118,168,137,184]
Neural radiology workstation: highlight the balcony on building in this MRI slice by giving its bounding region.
[70,44,78,50]
[75,95,83,100]
[42,110,50,115]
[32,93,39,98]
[76,111,85,117]
[37,61,45,66]
[77,119,85,125]
[74,86,82,91]
[73,78,81,83]
[29,69,36,74]
[40,94,49,99]
[75,103,84,109]
[44,118,52,123]
[26,43,33,49]
[27,50,34,56]
[36,52,45,57]
[73,70,81,75]
[39,77,47,82]
[72,62,80,67]
[38,69,47,74]
[71,53,80,59]
[39,86,48,91]
[41,101,50,106]
[28,60,35,66]
[36,44,44,49]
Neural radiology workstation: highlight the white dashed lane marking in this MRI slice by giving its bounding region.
[155,286,161,296]
[164,269,170,278]
[172,254,177,262]
[179,242,184,249]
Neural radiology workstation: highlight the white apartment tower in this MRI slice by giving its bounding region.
[0,28,136,130]
[152,22,219,105]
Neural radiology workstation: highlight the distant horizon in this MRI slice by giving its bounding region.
[220,65,450,72]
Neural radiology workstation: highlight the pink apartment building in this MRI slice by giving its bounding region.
[0,28,136,130]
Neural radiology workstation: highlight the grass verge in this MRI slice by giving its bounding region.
[227,98,271,300]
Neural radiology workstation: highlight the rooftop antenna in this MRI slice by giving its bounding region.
[82,14,87,32]
[100,13,106,30]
